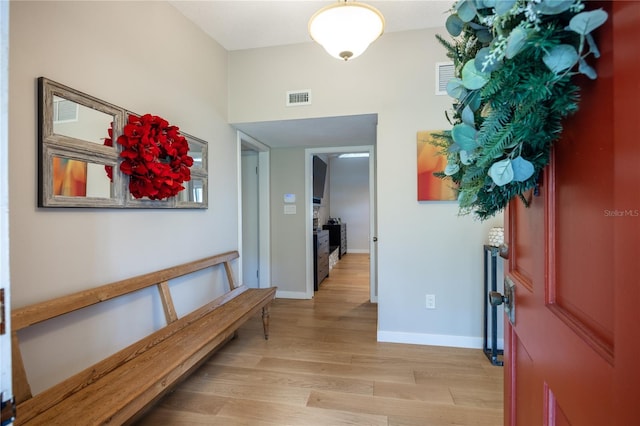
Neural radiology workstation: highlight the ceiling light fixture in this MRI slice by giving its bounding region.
[338,153,369,158]
[308,0,385,61]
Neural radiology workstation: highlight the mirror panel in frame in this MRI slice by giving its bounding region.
[38,77,124,207]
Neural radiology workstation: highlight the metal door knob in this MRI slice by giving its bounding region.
[489,291,508,307]
[491,277,516,325]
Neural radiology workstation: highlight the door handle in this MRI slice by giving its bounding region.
[489,276,516,325]
[489,291,508,306]
[373,237,378,242]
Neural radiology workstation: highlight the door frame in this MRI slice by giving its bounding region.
[236,131,271,289]
[304,145,377,302]
[1,0,12,412]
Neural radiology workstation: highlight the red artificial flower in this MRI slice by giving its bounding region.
[109,113,194,200]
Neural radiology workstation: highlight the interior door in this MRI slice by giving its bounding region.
[504,3,640,425]
[241,152,259,289]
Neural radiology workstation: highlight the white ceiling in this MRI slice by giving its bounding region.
[169,1,452,149]
[170,1,453,51]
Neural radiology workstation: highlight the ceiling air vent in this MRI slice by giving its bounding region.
[435,62,454,96]
[286,90,312,107]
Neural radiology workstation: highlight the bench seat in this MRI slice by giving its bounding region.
[11,251,276,425]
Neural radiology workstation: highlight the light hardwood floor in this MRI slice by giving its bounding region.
[135,253,503,426]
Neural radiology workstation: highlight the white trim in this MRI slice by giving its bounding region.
[377,330,491,349]
[236,131,271,289]
[346,249,369,254]
[368,145,377,303]
[0,0,12,407]
[276,290,311,300]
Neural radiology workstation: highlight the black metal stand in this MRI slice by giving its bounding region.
[483,245,504,366]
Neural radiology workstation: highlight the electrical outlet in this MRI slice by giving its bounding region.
[426,294,436,309]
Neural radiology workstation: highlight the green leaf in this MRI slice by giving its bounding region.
[444,162,460,176]
[446,78,467,99]
[475,47,501,73]
[467,91,482,111]
[461,105,475,126]
[586,33,600,58]
[569,9,608,35]
[446,14,464,37]
[543,44,579,74]
[505,27,528,59]
[495,0,516,16]
[459,150,473,165]
[480,0,496,8]
[488,159,514,186]
[462,60,490,90]
[534,0,574,15]
[578,58,597,80]
[458,188,478,206]
[451,123,478,151]
[511,156,535,181]
[476,29,493,44]
[467,21,486,30]
[456,0,477,22]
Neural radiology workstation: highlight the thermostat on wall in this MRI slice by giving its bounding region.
[284,193,296,203]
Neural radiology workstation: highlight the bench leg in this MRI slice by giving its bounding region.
[262,305,271,340]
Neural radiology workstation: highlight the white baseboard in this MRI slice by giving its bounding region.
[276,290,312,300]
[378,330,501,349]
[345,249,369,254]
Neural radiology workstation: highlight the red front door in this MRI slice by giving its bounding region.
[504,2,640,425]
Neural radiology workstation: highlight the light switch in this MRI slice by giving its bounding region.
[284,205,296,214]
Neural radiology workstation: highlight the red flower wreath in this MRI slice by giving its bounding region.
[105,114,193,200]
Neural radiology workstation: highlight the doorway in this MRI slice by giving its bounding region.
[305,146,377,302]
[237,132,270,289]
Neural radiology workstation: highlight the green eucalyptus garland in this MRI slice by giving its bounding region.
[433,0,608,220]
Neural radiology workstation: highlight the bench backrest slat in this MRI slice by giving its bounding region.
[12,251,239,331]
[224,260,239,291]
[158,281,178,324]
[12,331,32,404]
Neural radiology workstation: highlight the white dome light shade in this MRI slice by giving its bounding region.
[309,1,385,61]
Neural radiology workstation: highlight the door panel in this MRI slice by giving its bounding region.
[550,16,615,349]
[612,2,640,424]
[505,3,639,425]
[514,336,538,426]
[511,195,535,290]
[545,387,570,426]
[241,153,259,289]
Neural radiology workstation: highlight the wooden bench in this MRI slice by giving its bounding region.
[11,250,276,425]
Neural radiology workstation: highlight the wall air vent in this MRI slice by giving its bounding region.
[53,96,79,123]
[286,90,312,106]
[435,62,455,96]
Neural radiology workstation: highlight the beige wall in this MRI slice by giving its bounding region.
[229,27,504,347]
[330,156,370,253]
[270,147,307,294]
[10,1,237,392]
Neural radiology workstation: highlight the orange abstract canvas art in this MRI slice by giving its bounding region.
[417,131,457,201]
